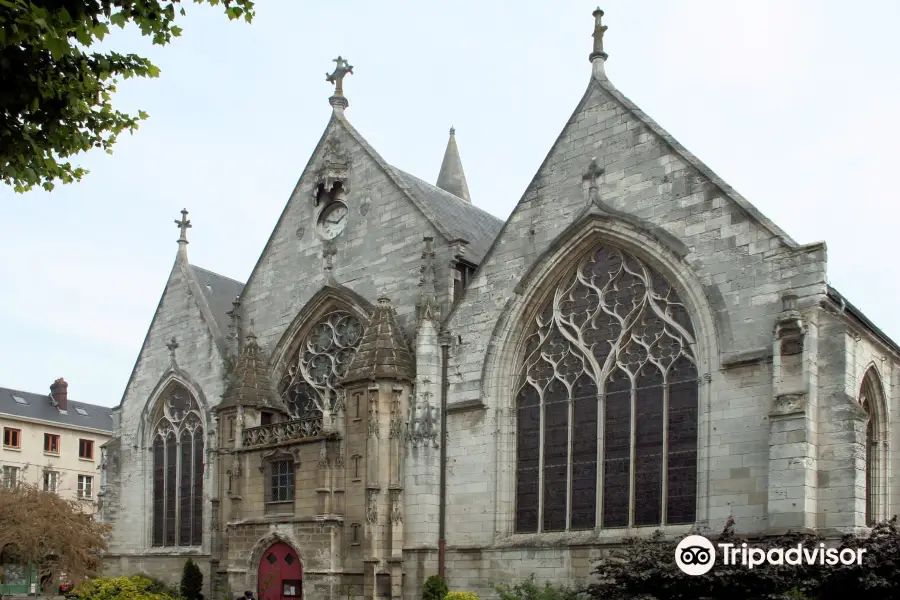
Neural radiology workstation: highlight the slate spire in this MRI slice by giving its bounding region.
[435,127,471,202]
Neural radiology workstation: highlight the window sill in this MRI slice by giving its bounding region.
[352,478,362,483]
[78,457,95,462]
[3,446,21,452]
[44,451,60,457]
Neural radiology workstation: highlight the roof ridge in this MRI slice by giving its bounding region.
[0,386,114,411]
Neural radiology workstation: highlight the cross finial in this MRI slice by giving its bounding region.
[175,208,191,244]
[166,337,179,364]
[326,56,353,109]
[590,8,609,63]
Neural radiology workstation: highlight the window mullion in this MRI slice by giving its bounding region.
[566,390,574,530]
[628,383,636,528]
[661,375,670,526]
[537,391,546,534]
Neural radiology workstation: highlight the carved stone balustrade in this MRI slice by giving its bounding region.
[242,417,324,449]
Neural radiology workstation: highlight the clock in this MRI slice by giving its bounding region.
[317,201,348,240]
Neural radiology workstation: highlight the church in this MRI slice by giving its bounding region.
[98,8,900,600]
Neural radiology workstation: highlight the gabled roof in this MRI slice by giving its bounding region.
[192,265,245,338]
[386,166,503,265]
[0,386,113,433]
[336,115,504,265]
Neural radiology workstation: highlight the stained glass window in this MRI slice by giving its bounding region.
[514,244,699,532]
[859,370,880,525]
[279,311,363,436]
[151,384,204,547]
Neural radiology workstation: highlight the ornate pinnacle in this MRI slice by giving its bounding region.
[326,56,353,109]
[590,8,609,62]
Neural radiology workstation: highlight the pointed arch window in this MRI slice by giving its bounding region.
[279,310,363,435]
[859,369,884,525]
[151,384,204,547]
[515,244,699,533]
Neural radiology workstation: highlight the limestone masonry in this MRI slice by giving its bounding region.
[99,9,899,600]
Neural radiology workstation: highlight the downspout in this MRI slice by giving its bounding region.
[438,336,450,579]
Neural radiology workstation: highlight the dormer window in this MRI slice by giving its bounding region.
[453,261,476,301]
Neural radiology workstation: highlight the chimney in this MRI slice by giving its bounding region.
[50,378,68,411]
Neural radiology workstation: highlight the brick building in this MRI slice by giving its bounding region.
[100,9,899,600]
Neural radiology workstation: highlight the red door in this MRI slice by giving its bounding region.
[258,542,303,600]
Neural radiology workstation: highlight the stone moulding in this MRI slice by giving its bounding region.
[241,419,339,450]
[770,393,807,417]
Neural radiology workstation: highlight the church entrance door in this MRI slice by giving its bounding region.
[257,542,303,600]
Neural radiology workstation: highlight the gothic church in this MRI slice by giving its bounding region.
[99,9,900,600]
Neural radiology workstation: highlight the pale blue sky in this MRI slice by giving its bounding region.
[1,0,897,407]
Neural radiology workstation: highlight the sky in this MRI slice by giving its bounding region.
[1,0,898,408]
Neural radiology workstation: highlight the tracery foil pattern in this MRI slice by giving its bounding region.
[279,311,363,436]
[515,244,699,533]
[151,384,204,547]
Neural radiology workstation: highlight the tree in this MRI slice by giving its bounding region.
[0,0,255,193]
[0,482,110,594]
[180,558,204,600]
[422,575,448,600]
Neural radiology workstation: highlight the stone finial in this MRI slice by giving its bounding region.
[174,208,191,261]
[418,236,439,324]
[436,126,471,202]
[166,337,179,365]
[590,8,609,63]
[326,56,353,110]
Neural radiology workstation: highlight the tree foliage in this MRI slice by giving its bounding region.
[0,0,255,193]
[72,575,178,600]
[422,575,449,600]
[494,574,585,600]
[180,558,204,600]
[0,482,110,594]
[586,517,900,600]
[444,593,480,600]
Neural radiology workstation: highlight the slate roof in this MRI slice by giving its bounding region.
[0,386,113,433]
[192,265,245,337]
[343,298,415,384]
[217,333,287,413]
[386,166,504,265]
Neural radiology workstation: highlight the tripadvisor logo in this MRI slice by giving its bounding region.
[674,535,866,576]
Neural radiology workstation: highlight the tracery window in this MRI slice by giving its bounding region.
[859,370,881,525]
[515,244,699,533]
[151,384,204,547]
[279,310,363,435]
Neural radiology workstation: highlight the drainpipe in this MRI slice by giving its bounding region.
[438,336,450,579]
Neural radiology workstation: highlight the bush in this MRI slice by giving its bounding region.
[136,574,180,598]
[495,575,584,600]
[180,558,204,600]
[445,593,480,600]
[423,575,449,600]
[71,576,178,600]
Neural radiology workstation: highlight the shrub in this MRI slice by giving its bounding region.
[180,558,204,600]
[423,575,449,600]
[71,575,178,600]
[495,575,583,600]
[445,593,480,600]
[136,574,180,598]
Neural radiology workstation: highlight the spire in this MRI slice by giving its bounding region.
[590,8,609,77]
[343,298,415,384]
[174,208,191,262]
[326,56,353,112]
[435,126,471,202]
[216,330,288,414]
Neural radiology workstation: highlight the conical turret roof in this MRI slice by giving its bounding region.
[435,127,471,202]
[217,332,287,413]
[343,298,415,384]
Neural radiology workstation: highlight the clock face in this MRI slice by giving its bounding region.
[318,202,348,240]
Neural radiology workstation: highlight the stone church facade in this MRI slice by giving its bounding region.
[99,9,900,600]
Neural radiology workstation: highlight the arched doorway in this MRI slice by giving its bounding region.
[257,542,303,600]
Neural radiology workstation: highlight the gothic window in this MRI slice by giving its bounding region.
[279,310,363,435]
[515,244,699,533]
[151,383,204,547]
[268,459,295,503]
[859,370,883,525]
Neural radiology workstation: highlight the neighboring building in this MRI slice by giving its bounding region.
[99,9,900,600]
[0,378,113,513]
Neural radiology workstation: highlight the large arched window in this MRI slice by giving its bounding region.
[515,244,699,533]
[279,310,363,436]
[151,383,204,547]
[858,369,883,525]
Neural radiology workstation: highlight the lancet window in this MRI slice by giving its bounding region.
[859,369,882,525]
[151,383,204,547]
[515,244,699,533]
[279,310,363,436]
